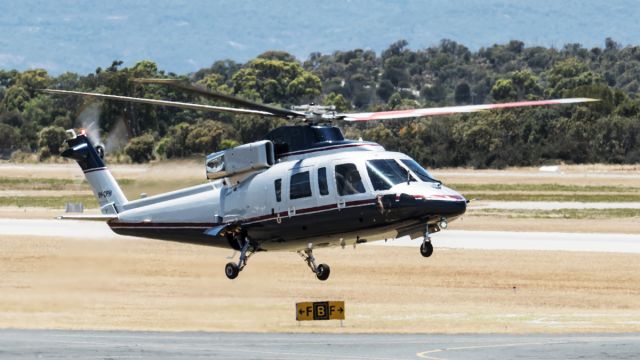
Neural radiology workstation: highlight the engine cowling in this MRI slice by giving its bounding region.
[205,140,275,181]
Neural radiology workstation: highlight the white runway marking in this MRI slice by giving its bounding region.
[471,201,640,210]
[0,218,118,240]
[2,218,640,254]
[371,230,640,253]
[416,340,569,360]
[434,170,640,179]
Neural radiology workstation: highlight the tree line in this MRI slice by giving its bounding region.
[1,38,640,168]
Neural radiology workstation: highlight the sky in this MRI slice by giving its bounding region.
[0,0,638,75]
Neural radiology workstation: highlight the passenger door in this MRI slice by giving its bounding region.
[315,165,333,208]
[332,161,371,210]
[286,166,315,218]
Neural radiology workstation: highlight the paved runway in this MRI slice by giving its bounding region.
[3,218,640,253]
[471,201,640,210]
[373,230,640,253]
[0,329,638,359]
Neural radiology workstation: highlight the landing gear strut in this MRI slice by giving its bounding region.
[420,224,434,257]
[224,236,255,280]
[298,244,330,281]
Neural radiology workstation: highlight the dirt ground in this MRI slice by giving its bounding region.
[1,235,640,333]
[2,162,640,333]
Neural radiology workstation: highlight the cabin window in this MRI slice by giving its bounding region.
[366,159,414,191]
[400,159,439,183]
[290,171,312,199]
[318,167,329,195]
[274,179,282,202]
[335,163,365,196]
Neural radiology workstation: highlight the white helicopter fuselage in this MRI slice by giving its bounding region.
[50,86,593,281]
[108,145,466,252]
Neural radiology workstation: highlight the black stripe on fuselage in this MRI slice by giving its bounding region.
[108,198,466,250]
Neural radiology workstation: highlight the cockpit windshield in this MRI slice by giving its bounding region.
[366,159,414,190]
[400,159,439,183]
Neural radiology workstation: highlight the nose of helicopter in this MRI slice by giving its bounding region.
[413,190,467,217]
[381,183,467,220]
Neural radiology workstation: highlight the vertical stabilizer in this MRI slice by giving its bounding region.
[61,130,128,214]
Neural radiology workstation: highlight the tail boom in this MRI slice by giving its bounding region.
[61,130,128,213]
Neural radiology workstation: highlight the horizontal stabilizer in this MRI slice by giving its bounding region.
[56,214,118,221]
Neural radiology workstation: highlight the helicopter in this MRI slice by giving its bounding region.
[44,80,596,281]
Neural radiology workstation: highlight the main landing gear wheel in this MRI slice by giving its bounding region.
[224,236,255,280]
[299,244,330,281]
[225,262,239,279]
[420,241,433,257]
[316,263,331,281]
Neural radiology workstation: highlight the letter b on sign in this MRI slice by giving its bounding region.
[313,302,330,320]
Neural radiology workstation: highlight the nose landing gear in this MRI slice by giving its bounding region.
[420,240,434,257]
[298,243,331,281]
[420,223,434,258]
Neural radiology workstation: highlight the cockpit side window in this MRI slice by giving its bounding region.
[274,179,282,202]
[400,159,439,183]
[318,167,329,195]
[335,163,365,196]
[290,171,312,199]
[366,159,414,191]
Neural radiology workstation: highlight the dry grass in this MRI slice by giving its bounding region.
[1,235,640,333]
[2,162,640,333]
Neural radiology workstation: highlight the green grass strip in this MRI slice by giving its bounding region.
[0,195,98,208]
[0,177,134,190]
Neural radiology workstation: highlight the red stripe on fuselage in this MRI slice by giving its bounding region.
[110,198,379,229]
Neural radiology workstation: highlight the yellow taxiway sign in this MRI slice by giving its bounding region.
[296,301,345,321]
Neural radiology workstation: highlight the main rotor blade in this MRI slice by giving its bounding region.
[134,78,304,119]
[341,98,599,122]
[42,89,276,117]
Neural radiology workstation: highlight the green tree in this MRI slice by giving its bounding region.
[17,69,51,97]
[491,79,517,101]
[0,123,18,156]
[156,122,192,158]
[131,60,159,78]
[185,120,228,154]
[125,133,155,163]
[454,82,471,104]
[38,126,66,159]
[232,57,321,105]
[546,58,601,97]
[1,86,30,112]
[324,92,350,112]
[0,111,24,127]
[511,70,542,99]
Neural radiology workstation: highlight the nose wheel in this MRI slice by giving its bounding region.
[420,223,434,257]
[420,241,433,257]
[298,244,331,281]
